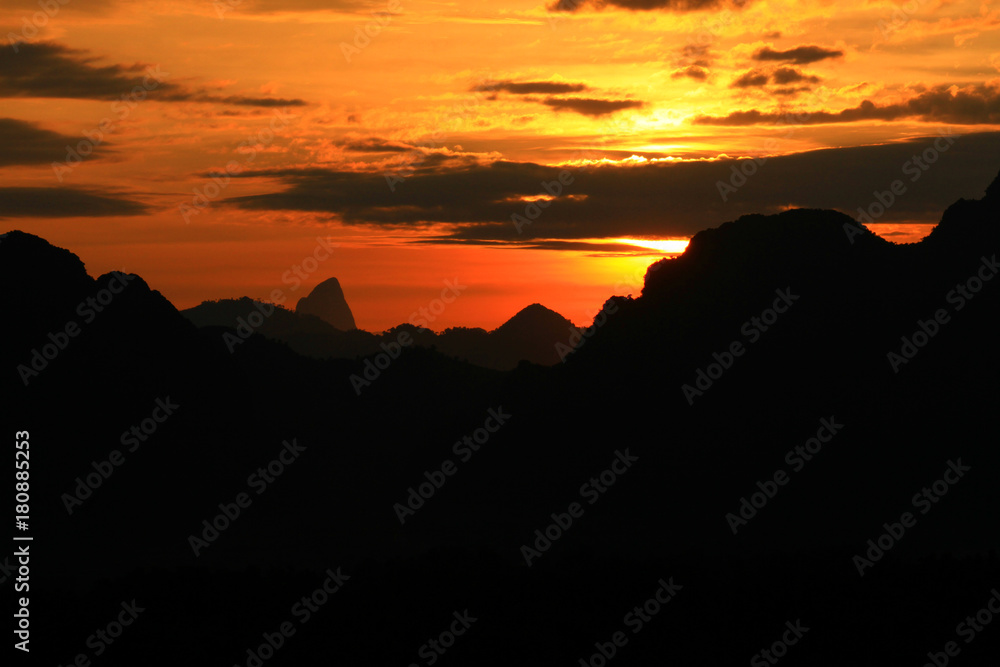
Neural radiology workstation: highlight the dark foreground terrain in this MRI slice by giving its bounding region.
[3,171,999,665]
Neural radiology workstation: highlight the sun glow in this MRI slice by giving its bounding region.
[613,238,690,254]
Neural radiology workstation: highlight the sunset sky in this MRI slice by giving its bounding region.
[2,0,999,331]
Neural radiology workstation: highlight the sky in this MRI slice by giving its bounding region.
[2,0,999,331]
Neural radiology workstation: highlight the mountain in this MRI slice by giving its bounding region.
[436,303,580,369]
[295,276,356,330]
[4,167,999,666]
[183,296,338,335]
[180,296,579,370]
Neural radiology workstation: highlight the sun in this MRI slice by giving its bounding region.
[613,238,690,254]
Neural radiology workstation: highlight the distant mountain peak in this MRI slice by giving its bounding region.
[295,277,356,331]
[495,303,574,336]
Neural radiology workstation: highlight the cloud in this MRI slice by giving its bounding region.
[695,83,1000,125]
[340,138,414,152]
[752,45,844,64]
[731,70,770,88]
[411,238,657,253]
[549,0,739,13]
[681,44,711,60]
[731,68,819,89]
[772,86,812,97]
[1,0,364,15]
[541,97,644,116]
[215,131,1000,242]
[672,66,709,81]
[672,44,713,81]
[0,118,108,167]
[771,67,819,85]
[475,80,589,95]
[474,80,639,116]
[0,42,306,107]
[0,187,148,217]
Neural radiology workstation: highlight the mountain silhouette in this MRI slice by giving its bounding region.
[180,296,578,370]
[4,168,999,666]
[295,276,357,330]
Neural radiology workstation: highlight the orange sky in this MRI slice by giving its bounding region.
[2,0,999,330]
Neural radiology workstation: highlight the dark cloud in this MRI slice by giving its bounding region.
[696,84,1000,125]
[550,0,740,13]
[0,118,108,167]
[731,70,770,88]
[216,132,1000,241]
[672,43,713,81]
[672,66,709,81]
[772,86,811,97]
[771,67,819,85]
[341,138,414,153]
[542,98,644,116]
[753,45,844,64]
[0,187,148,217]
[731,67,819,88]
[0,42,306,106]
[410,238,660,254]
[213,95,307,107]
[475,80,588,95]
[682,44,711,59]
[1,0,364,15]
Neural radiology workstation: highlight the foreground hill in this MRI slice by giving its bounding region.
[3,168,998,666]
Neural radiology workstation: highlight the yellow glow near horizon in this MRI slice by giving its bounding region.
[613,238,690,254]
